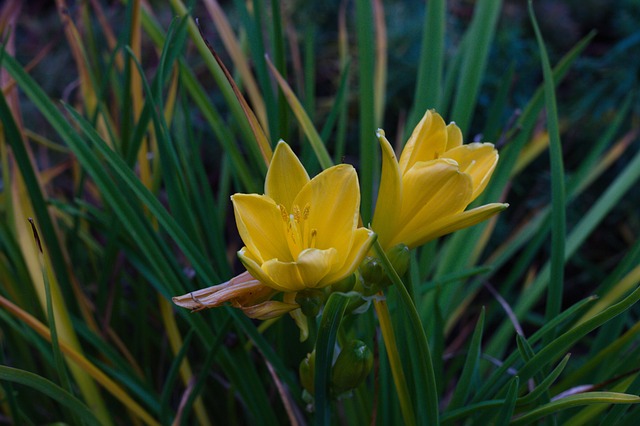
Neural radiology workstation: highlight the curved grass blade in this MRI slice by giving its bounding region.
[0,366,102,426]
[472,296,596,402]
[599,373,640,425]
[556,319,640,392]
[315,293,349,426]
[486,144,640,357]
[201,0,268,131]
[441,400,504,424]
[160,329,193,424]
[448,308,485,410]
[517,284,640,385]
[435,31,594,284]
[495,376,519,426]
[511,392,640,426]
[529,0,567,338]
[0,294,160,426]
[167,0,261,158]
[197,27,272,167]
[518,354,571,406]
[0,68,109,423]
[265,56,333,170]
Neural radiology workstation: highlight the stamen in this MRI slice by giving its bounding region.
[279,204,288,222]
[279,203,318,256]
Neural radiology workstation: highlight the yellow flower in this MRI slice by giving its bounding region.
[233,141,376,291]
[372,110,508,250]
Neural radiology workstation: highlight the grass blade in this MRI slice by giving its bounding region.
[449,0,502,133]
[411,0,445,124]
[529,0,567,338]
[315,293,349,426]
[266,56,333,170]
[355,0,377,223]
[0,366,102,426]
[448,308,485,410]
[511,393,640,425]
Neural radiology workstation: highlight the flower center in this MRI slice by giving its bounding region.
[279,203,317,258]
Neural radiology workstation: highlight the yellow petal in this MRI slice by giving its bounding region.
[445,122,463,150]
[398,110,448,175]
[399,159,472,223]
[238,247,292,292]
[392,160,473,248]
[371,131,402,250]
[293,164,360,253]
[265,141,310,210]
[262,248,337,290]
[232,194,292,262]
[236,300,299,320]
[444,143,498,201]
[399,203,508,248]
[323,228,376,284]
[284,292,309,341]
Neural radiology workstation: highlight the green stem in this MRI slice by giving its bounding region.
[373,240,440,425]
[373,298,416,426]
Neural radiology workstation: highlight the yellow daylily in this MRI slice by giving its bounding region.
[234,141,376,291]
[372,110,508,250]
[173,141,374,337]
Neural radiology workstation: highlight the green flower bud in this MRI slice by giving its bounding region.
[295,289,325,317]
[331,340,373,394]
[360,256,384,286]
[299,350,316,395]
[386,243,410,278]
[331,273,356,293]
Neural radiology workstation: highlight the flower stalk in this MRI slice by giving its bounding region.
[373,298,416,426]
[373,239,440,425]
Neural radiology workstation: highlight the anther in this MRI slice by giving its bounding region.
[279,205,288,222]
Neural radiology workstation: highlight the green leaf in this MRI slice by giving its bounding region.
[315,293,349,426]
[529,0,567,339]
[517,354,570,406]
[0,366,102,426]
[411,0,445,122]
[495,377,519,426]
[511,392,640,425]
[448,308,485,410]
[449,0,502,133]
[517,285,640,384]
[355,0,378,224]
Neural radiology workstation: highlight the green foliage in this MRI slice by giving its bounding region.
[1,0,639,424]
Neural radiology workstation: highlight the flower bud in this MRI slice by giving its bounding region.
[331,340,373,394]
[360,256,384,285]
[299,350,316,395]
[386,243,410,278]
[295,289,325,317]
[331,273,356,293]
